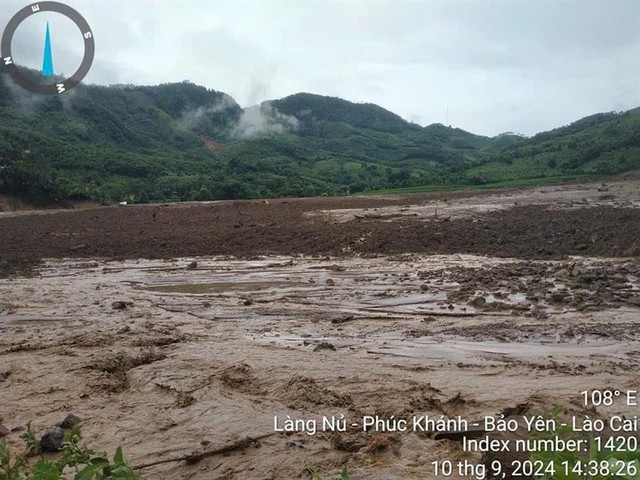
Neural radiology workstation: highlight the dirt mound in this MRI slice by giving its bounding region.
[274,375,353,409]
[87,350,166,393]
[220,363,264,395]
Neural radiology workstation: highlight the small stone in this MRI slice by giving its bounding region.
[325,278,335,286]
[58,414,82,429]
[187,261,198,270]
[572,266,587,277]
[469,296,486,308]
[433,426,486,442]
[419,284,429,291]
[40,427,64,452]
[330,314,354,324]
[111,301,128,310]
[242,298,253,306]
[313,342,336,352]
[0,425,9,437]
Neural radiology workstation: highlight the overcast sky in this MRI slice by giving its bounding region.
[1,0,639,136]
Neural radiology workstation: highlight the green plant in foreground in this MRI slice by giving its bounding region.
[0,425,139,480]
[529,406,640,480]
[308,465,350,480]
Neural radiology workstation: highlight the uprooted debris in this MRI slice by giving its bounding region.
[134,433,277,470]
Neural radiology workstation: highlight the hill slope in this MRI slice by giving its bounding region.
[468,109,640,183]
[0,69,638,203]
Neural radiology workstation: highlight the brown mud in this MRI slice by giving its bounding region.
[0,179,639,479]
[1,180,640,278]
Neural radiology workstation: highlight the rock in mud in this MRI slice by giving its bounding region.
[628,296,640,307]
[0,424,9,437]
[330,314,354,324]
[325,278,335,286]
[111,301,129,310]
[501,402,530,418]
[314,341,337,352]
[40,426,64,452]
[186,261,198,270]
[469,296,487,308]
[58,413,82,429]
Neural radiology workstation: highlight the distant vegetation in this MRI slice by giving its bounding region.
[468,109,640,184]
[0,68,638,204]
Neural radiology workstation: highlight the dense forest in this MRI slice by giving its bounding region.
[0,68,638,204]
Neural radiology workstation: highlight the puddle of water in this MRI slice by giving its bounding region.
[483,292,528,304]
[257,330,627,364]
[0,315,79,324]
[138,280,310,295]
[389,337,625,362]
[361,292,448,306]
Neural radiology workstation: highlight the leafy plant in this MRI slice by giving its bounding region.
[308,465,350,480]
[529,406,640,480]
[0,425,139,480]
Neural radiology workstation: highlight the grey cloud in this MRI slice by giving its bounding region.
[1,0,638,136]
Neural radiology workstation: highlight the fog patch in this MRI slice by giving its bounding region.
[1,72,77,112]
[180,93,237,128]
[232,101,299,139]
[1,74,47,110]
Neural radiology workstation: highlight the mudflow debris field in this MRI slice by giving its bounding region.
[0,179,639,479]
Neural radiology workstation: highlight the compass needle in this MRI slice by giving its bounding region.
[42,21,54,78]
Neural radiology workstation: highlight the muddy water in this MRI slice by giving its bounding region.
[1,255,638,479]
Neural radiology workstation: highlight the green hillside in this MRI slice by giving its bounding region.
[0,68,638,204]
[468,109,640,183]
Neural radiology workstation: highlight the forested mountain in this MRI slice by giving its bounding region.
[469,108,640,183]
[0,68,638,204]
